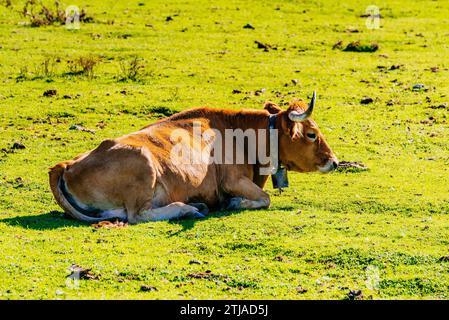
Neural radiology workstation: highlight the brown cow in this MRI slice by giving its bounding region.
[49,92,338,224]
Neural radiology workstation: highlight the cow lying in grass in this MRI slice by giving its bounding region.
[49,92,338,224]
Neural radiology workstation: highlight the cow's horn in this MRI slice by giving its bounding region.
[288,91,316,122]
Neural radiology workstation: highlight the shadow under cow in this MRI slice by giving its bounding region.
[0,211,86,230]
[0,209,245,231]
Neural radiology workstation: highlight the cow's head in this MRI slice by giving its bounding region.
[264,92,338,173]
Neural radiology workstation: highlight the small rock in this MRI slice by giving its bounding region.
[232,89,242,94]
[296,286,308,294]
[96,121,107,129]
[140,285,158,292]
[189,259,202,265]
[243,23,255,30]
[273,256,285,262]
[55,290,64,296]
[291,79,299,85]
[348,289,363,300]
[361,97,374,104]
[430,66,439,73]
[120,90,127,95]
[420,119,433,126]
[11,142,25,150]
[63,95,72,99]
[254,88,266,96]
[43,89,57,97]
[412,84,426,91]
[430,103,447,109]
[389,65,400,70]
[68,264,99,280]
[166,16,173,22]
[254,40,275,51]
[69,125,96,134]
[332,40,343,50]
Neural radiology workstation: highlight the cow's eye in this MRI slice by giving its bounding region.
[306,132,317,141]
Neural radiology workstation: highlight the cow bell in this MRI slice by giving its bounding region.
[271,166,289,192]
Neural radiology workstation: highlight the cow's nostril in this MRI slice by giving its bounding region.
[332,161,338,170]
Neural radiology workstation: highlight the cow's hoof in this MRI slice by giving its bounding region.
[181,205,206,219]
[193,212,206,219]
[185,210,206,219]
[225,197,243,210]
[187,202,209,216]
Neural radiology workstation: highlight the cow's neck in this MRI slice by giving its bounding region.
[226,110,280,171]
[227,110,270,131]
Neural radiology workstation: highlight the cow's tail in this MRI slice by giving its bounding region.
[49,162,126,222]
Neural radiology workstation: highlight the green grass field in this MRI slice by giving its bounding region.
[0,0,449,299]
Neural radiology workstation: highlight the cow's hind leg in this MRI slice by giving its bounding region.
[223,176,270,210]
[128,202,205,224]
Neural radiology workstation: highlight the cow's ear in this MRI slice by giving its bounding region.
[289,123,303,140]
[264,101,282,114]
[281,112,303,140]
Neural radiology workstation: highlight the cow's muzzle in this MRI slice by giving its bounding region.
[318,158,339,173]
